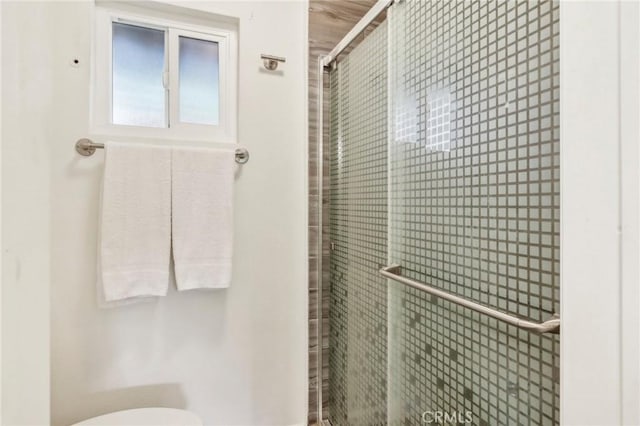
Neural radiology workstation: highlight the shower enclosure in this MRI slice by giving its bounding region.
[316,0,560,424]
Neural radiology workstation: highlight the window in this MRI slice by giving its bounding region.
[112,22,166,128]
[93,6,237,143]
[178,35,219,126]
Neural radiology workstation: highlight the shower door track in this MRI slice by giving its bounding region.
[321,0,394,67]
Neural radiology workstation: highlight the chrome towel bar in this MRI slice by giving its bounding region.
[380,264,560,334]
[74,138,250,165]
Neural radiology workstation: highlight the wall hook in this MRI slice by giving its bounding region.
[261,54,286,71]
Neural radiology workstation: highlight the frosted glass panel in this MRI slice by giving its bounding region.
[327,1,560,425]
[387,0,560,424]
[328,22,388,426]
[112,22,166,127]
[179,36,219,125]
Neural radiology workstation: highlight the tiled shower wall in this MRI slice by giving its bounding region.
[308,1,376,423]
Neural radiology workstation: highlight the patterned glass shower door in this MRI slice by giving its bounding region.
[328,20,389,426]
[387,0,560,423]
[328,1,560,425]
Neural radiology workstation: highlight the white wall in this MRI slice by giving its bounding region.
[620,2,640,423]
[2,1,308,425]
[0,0,3,422]
[560,1,639,424]
[1,2,54,424]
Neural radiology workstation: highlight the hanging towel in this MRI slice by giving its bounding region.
[171,147,235,290]
[99,142,172,302]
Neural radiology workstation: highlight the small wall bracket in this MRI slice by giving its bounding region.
[261,54,286,71]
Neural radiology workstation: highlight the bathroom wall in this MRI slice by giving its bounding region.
[1,2,53,424]
[2,1,308,425]
[0,1,2,420]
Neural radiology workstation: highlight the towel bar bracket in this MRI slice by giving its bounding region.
[76,138,97,156]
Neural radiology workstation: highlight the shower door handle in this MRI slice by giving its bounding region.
[380,264,560,334]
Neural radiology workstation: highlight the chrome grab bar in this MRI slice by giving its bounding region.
[380,264,560,334]
[74,138,250,165]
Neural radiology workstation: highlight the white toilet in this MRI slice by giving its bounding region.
[71,408,202,426]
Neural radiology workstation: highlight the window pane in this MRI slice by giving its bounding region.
[179,36,219,125]
[112,22,166,127]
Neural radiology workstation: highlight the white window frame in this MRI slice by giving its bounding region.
[92,6,237,144]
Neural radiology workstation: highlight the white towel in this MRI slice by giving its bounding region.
[99,142,172,302]
[171,147,234,290]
